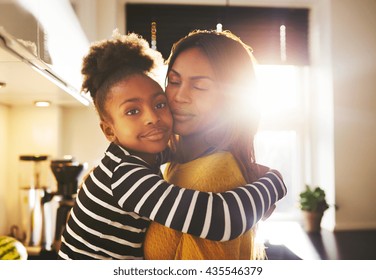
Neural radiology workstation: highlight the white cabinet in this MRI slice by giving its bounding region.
[0,1,91,107]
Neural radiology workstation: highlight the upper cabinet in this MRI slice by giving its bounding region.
[0,0,91,107]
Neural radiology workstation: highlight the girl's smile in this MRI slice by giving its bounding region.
[140,126,170,141]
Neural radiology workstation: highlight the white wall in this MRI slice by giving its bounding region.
[331,0,376,230]
[0,104,9,233]
[307,0,376,230]
[0,105,62,235]
[61,106,108,173]
[308,0,336,230]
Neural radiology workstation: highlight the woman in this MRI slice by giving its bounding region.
[144,30,276,259]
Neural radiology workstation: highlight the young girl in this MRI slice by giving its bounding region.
[58,31,287,260]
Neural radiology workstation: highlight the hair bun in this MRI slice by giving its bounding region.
[81,30,164,99]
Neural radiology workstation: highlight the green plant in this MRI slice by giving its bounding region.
[299,185,329,213]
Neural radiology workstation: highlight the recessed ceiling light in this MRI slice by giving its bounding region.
[34,101,51,107]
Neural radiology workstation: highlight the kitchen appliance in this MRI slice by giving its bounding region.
[50,159,84,252]
[18,155,84,254]
[18,155,53,249]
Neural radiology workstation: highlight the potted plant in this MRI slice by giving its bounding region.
[299,185,329,232]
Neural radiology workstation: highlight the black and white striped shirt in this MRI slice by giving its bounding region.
[58,143,287,260]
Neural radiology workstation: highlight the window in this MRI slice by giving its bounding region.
[126,4,309,65]
[254,65,310,220]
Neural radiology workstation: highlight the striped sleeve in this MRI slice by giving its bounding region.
[111,162,287,242]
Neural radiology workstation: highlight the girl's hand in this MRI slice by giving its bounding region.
[262,204,276,221]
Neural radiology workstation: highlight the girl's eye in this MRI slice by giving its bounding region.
[126,109,140,116]
[156,102,167,109]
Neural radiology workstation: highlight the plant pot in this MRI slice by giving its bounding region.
[302,211,323,232]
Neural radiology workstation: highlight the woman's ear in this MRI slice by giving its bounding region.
[100,121,116,142]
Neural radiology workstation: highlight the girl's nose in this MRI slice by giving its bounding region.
[144,108,160,125]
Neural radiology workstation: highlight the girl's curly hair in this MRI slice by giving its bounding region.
[82,30,164,120]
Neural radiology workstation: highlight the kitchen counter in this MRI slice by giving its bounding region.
[27,249,58,260]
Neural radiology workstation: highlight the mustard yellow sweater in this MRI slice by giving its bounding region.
[143,152,262,260]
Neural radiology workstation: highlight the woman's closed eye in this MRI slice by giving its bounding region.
[167,78,181,86]
[167,72,181,86]
[192,79,213,91]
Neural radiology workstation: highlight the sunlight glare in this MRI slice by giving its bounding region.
[255,65,299,116]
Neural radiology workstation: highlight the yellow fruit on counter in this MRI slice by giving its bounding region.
[0,236,28,260]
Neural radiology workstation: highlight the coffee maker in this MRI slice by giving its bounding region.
[50,159,84,252]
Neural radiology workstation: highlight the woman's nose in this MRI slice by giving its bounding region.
[169,84,191,103]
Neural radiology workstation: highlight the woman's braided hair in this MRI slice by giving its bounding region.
[81,30,164,120]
